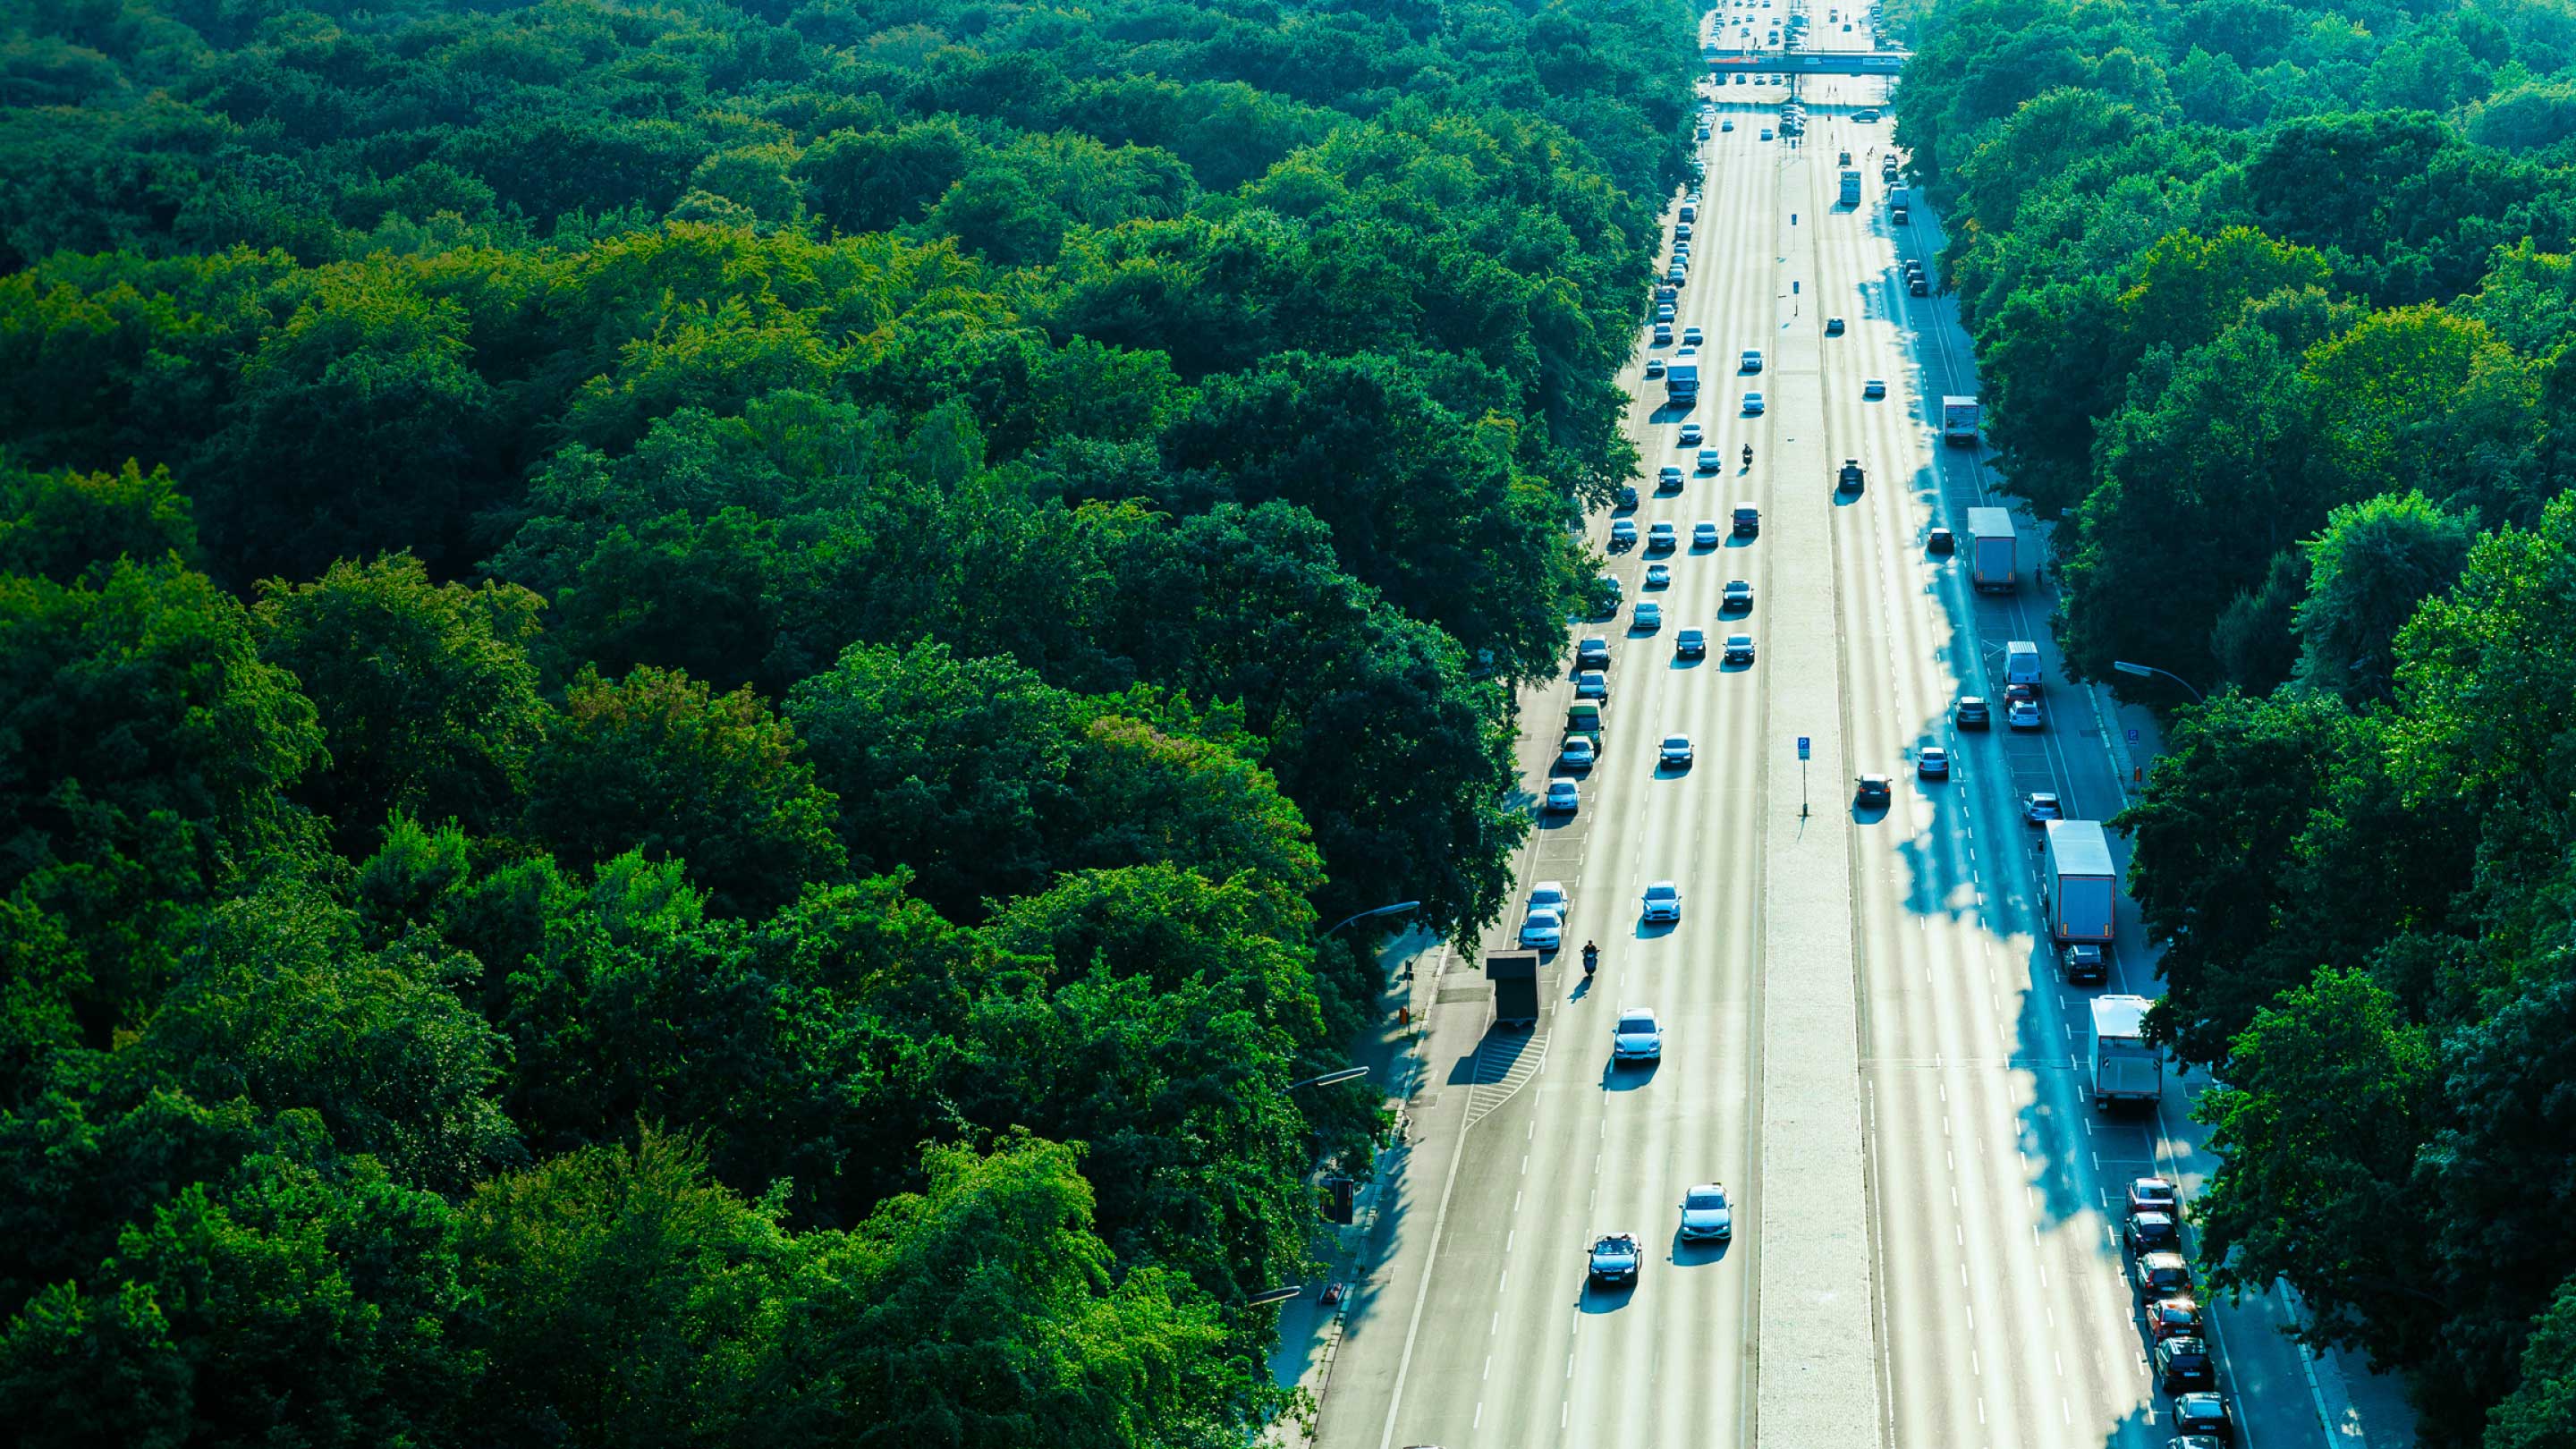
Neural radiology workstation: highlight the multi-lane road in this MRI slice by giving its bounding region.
[1306,6,2339,1449]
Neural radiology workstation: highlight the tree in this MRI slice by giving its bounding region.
[522,665,845,918]
[0,459,196,586]
[2487,1275,2576,1449]
[254,554,547,842]
[2292,490,2477,703]
[2194,967,2440,1363]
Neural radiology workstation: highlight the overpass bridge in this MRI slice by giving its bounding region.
[1701,47,1908,76]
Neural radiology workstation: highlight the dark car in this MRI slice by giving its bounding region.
[2062,943,2106,984]
[2156,1336,2217,1393]
[1616,484,1640,510]
[2125,1211,2181,1257]
[1856,774,1893,807]
[1917,746,1950,780]
[1658,465,1685,494]
[2147,1295,2204,1342]
[2173,1392,2233,1441]
[1588,1232,1643,1287]
[1955,697,1990,729]
[2137,1250,2192,1301]
[1675,628,1707,659]
[1577,637,1612,671]
[2130,1177,2181,1216]
[1928,527,1955,554]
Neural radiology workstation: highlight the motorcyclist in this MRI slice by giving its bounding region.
[1741,443,1754,468]
[1581,941,1599,976]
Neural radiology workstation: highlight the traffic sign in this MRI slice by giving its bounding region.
[1796,736,1810,759]
[2126,728,2140,743]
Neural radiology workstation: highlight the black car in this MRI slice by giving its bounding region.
[2173,1392,2233,1442]
[1588,1232,1643,1287]
[1928,527,1955,554]
[1616,484,1639,510]
[1955,697,1990,729]
[1855,774,1893,807]
[2155,1336,2216,1393]
[2125,1210,2181,1257]
[1576,637,1612,671]
[2062,943,2106,984]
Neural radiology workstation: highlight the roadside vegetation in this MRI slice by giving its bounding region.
[0,0,1701,1441]
[1902,0,2576,1436]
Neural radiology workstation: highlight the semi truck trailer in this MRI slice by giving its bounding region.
[2044,821,2116,945]
[1966,507,2017,592]
[2089,996,2162,1108]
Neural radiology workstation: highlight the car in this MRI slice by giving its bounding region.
[1589,1232,1644,1285]
[1724,633,1755,664]
[1675,628,1707,659]
[1909,275,1929,296]
[2137,1250,2193,1301]
[1955,696,1989,728]
[1742,392,1765,415]
[1657,465,1685,494]
[1544,780,1580,815]
[2008,698,2045,731]
[2024,792,2063,825]
[1679,1182,1734,1241]
[1612,1007,1664,1062]
[1576,637,1612,670]
[2063,943,2106,983]
[1574,670,1610,701]
[1558,735,1597,771]
[1917,746,1950,780]
[1645,357,1667,378]
[2005,682,2038,704]
[1518,906,1565,949]
[1667,265,1688,283]
[1653,322,1674,345]
[1825,317,1845,335]
[1741,349,1764,373]
[1733,504,1760,536]
[1679,423,1704,446]
[1855,107,1880,122]
[1642,880,1683,922]
[2130,1177,2181,1217]
[1608,520,1638,550]
[1682,326,1703,346]
[1856,774,1893,806]
[1697,448,1722,474]
[2154,1336,2216,1393]
[1530,880,1570,917]
[1721,120,1734,131]
[1645,563,1671,589]
[1647,521,1677,552]
[1692,521,1721,548]
[1723,579,1754,611]
[1632,600,1664,631]
[1928,527,1955,554]
[1658,736,1694,769]
[1863,377,1887,398]
[1616,483,1639,509]
[2147,1295,2205,1342]
[1760,129,1774,140]
[2172,1392,2233,1442]
[2125,1211,2181,1257]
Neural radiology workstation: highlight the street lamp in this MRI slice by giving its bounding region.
[2111,660,2206,704]
[1284,1066,1371,1092]
[1320,901,1422,938]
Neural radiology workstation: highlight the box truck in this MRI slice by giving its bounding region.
[2089,996,2161,1108]
[1966,507,2017,592]
[1666,348,1700,404]
[2044,821,2116,945]
[1940,394,1980,444]
[1839,170,1861,206]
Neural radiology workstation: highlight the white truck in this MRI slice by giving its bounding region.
[2089,996,2162,1108]
[2044,820,2116,946]
[1940,394,1980,445]
[1966,507,2017,593]
[1666,347,1700,404]
[1839,170,1861,206]
[2005,640,2044,691]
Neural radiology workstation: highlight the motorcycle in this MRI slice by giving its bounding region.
[1581,942,1599,978]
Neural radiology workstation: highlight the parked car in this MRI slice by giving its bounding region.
[1928,527,1955,554]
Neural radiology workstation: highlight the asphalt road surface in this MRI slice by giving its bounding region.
[1309,7,2332,1448]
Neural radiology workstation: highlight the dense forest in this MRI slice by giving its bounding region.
[0,0,1699,1441]
[1900,0,2576,1438]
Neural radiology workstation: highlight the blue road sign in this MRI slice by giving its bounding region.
[1796,736,1810,759]
[2126,728,2140,743]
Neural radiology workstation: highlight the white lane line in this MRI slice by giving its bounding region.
[1484,1354,1492,1380]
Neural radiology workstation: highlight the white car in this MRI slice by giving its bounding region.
[1530,880,1570,918]
[2008,699,2045,731]
[1559,735,1597,769]
[1679,1182,1734,1241]
[1645,563,1672,589]
[1692,521,1721,548]
[1519,906,1565,949]
[1632,600,1664,631]
[1659,735,1694,768]
[1740,349,1764,373]
[1545,780,1580,814]
[1613,1007,1665,1063]
[1679,423,1704,445]
[1642,880,1683,922]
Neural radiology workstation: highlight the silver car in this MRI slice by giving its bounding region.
[1612,1007,1664,1063]
[1679,1182,1734,1241]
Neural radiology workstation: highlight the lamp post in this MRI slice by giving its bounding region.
[2111,660,2205,704]
[1321,901,1422,938]
[1249,1284,1303,1307]
[1284,1066,1370,1093]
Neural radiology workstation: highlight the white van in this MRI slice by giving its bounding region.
[2005,640,2044,691]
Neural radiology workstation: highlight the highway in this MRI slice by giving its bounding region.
[1308,5,2334,1448]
